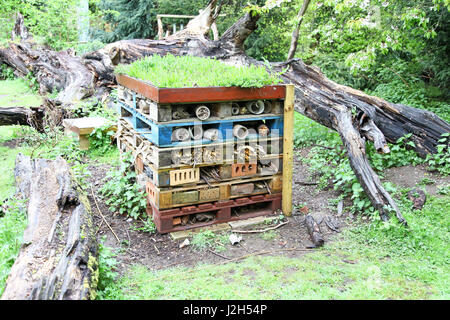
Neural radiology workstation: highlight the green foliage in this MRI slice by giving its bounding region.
[0,64,15,80]
[23,72,39,94]
[425,133,450,175]
[367,133,424,173]
[293,112,339,148]
[131,217,157,234]
[99,153,147,219]
[89,124,116,154]
[20,126,93,189]
[0,198,27,296]
[115,54,282,88]
[74,40,106,56]
[191,231,228,251]
[93,0,157,43]
[0,0,81,51]
[71,99,118,121]
[299,126,431,215]
[96,238,123,300]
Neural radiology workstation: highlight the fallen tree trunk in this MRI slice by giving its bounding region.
[1,154,98,300]
[0,106,45,131]
[1,5,449,225]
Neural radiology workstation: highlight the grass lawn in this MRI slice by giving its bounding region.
[99,194,449,300]
[0,79,42,108]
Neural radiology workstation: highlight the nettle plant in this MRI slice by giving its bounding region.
[303,133,422,215]
[89,124,116,154]
[99,153,147,219]
[425,133,450,175]
[367,133,424,172]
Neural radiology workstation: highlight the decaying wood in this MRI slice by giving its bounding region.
[1,5,449,225]
[304,215,324,247]
[0,106,45,131]
[1,154,98,300]
[165,0,223,40]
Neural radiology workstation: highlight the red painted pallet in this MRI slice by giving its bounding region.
[116,74,286,104]
[146,193,282,234]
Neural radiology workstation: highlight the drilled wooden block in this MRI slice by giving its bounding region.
[270,100,283,114]
[199,187,220,201]
[170,168,200,186]
[172,190,199,205]
[269,175,283,192]
[135,155,144,173]
[219,165,232,179]
[231,163,257,177]
[149,103,172,122]
[146,181,157,204]
[211,102,232,118]
[231,183,255,196]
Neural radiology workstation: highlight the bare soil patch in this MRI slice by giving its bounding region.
[87,150,450,276]
[87,151,353,276]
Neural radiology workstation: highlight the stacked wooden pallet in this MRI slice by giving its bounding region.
[115,74,292,233]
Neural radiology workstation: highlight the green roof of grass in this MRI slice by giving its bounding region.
[114,54,283,88]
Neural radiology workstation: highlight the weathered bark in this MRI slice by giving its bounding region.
[1,8,449,224]
[305,215,324,247]
[286,0,311,60]
[0,106,45,131]
[165,0,223,40]
[1,154,98,300]
[0,13,95,106]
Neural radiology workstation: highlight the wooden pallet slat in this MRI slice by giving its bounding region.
[145,174,282,210]
[116,74,286,104]
[118,101,284,147]
[147,193,282,233]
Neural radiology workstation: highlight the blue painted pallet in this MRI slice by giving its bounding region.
[118,101,284,147]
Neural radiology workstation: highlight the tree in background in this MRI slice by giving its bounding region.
[1,0,448,121]
[0,0,80,50]
[294,0,450,120]
[287,0,311,60]
[92,0,157,43]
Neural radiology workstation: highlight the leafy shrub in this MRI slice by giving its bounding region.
[99,153,147,219]
[0,64,15,80]
[425,133,450,175]
[367,134,424,173]
[96,238,122,300]
[89,125,116,155]
[131,217,156,234]
[301,132,424,215]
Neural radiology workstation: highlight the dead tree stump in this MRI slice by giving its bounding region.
[1,154,98,300]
